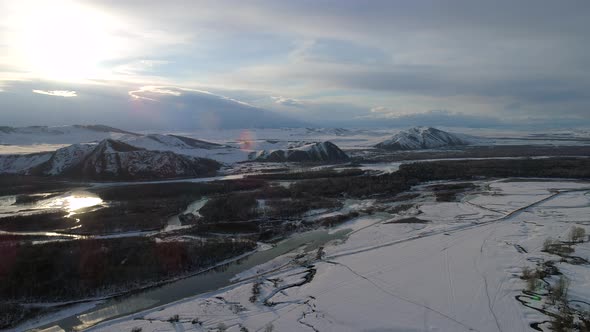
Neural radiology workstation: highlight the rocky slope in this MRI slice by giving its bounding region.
[251,141,349,162]
[375,127,472,150]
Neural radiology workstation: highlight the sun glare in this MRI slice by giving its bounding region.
[14,1,120,81]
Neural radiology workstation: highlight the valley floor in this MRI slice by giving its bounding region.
[75,179,590,332]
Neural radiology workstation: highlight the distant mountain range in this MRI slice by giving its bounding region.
[0,139,220,180]
[375,127,473,150]
[0,125,357,178]
[0,125,138,145]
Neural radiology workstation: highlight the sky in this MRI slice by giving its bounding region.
[0,0,589,129]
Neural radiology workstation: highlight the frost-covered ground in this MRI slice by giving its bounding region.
[77,179,590,332]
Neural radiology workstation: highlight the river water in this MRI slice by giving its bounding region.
[32,228,350,332]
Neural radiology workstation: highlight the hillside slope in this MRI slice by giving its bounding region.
[375,127,472,150]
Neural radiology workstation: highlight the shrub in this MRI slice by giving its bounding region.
[131,328,142,332]
[549,276,569,305]
[569,226,586,243]
[250,281,262,303]
[521,266,540,291]
[543,238,555,252]
[168,314,179,323]
[521,266,534,279]
[550,305,574,332]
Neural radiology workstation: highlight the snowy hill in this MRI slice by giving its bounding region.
[130,134,224,150]
[0,139,221,180]
[0,125,139,145]
[375,127,472,150]
[251,141,349,162]
[122,134,249,164]
[58,139,221,180]
[0,152,52,174]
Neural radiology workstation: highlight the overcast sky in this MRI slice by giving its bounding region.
[1,0,589,129]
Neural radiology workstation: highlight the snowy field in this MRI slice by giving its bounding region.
[68,179,590,332]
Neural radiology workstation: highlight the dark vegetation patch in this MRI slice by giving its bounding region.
[289,173,415,198]
[200,194,259,223]
[355,145,590,163]
[384,217,429,224]
[0,176,74,195]
[246,168,364,180]
[428,182,477,202]
[0,303,46,329]
[72,198,187,234]
[397,158,590,181]
[93,179,265,201]
[193,221,260,234]
[0,211,70,232]
[0,237,256,302]
[265,197,341,219]
[0,234,47,244]
[314,212,360,228]
[56,180,269,235]
[386,204,415,214]
[377,192,420,203]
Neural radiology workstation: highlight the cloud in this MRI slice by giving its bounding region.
[32,90,77,97]
[1,80,305,129]
[271,96,304,107]
[369,106,414,116]
[2,1,590,128]
[128,86,183,101]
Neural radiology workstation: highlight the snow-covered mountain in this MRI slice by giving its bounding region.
[42,143,96,175]
[0,139,221,180]
[375,127,472,150]
[0,152,52,174]
[0,125,139,145]
[128,134,224,150]
[122,134,249,164]
[251,141,349,162]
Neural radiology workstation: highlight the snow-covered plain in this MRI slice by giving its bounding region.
[72,179,590,332]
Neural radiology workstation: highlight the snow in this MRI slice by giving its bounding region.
[122,134,250,164]
[0,152,51,174]
[0,125,133,145]
[76,180,587,332]
[3,126,589,169]
[44,143,95,175]
[75,182,590,331]
[376,127,473,150]
[252,141,348,162]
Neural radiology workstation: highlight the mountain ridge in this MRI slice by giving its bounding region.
[375,127,472,150]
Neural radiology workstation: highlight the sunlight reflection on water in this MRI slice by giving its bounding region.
[40,192,103,217]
